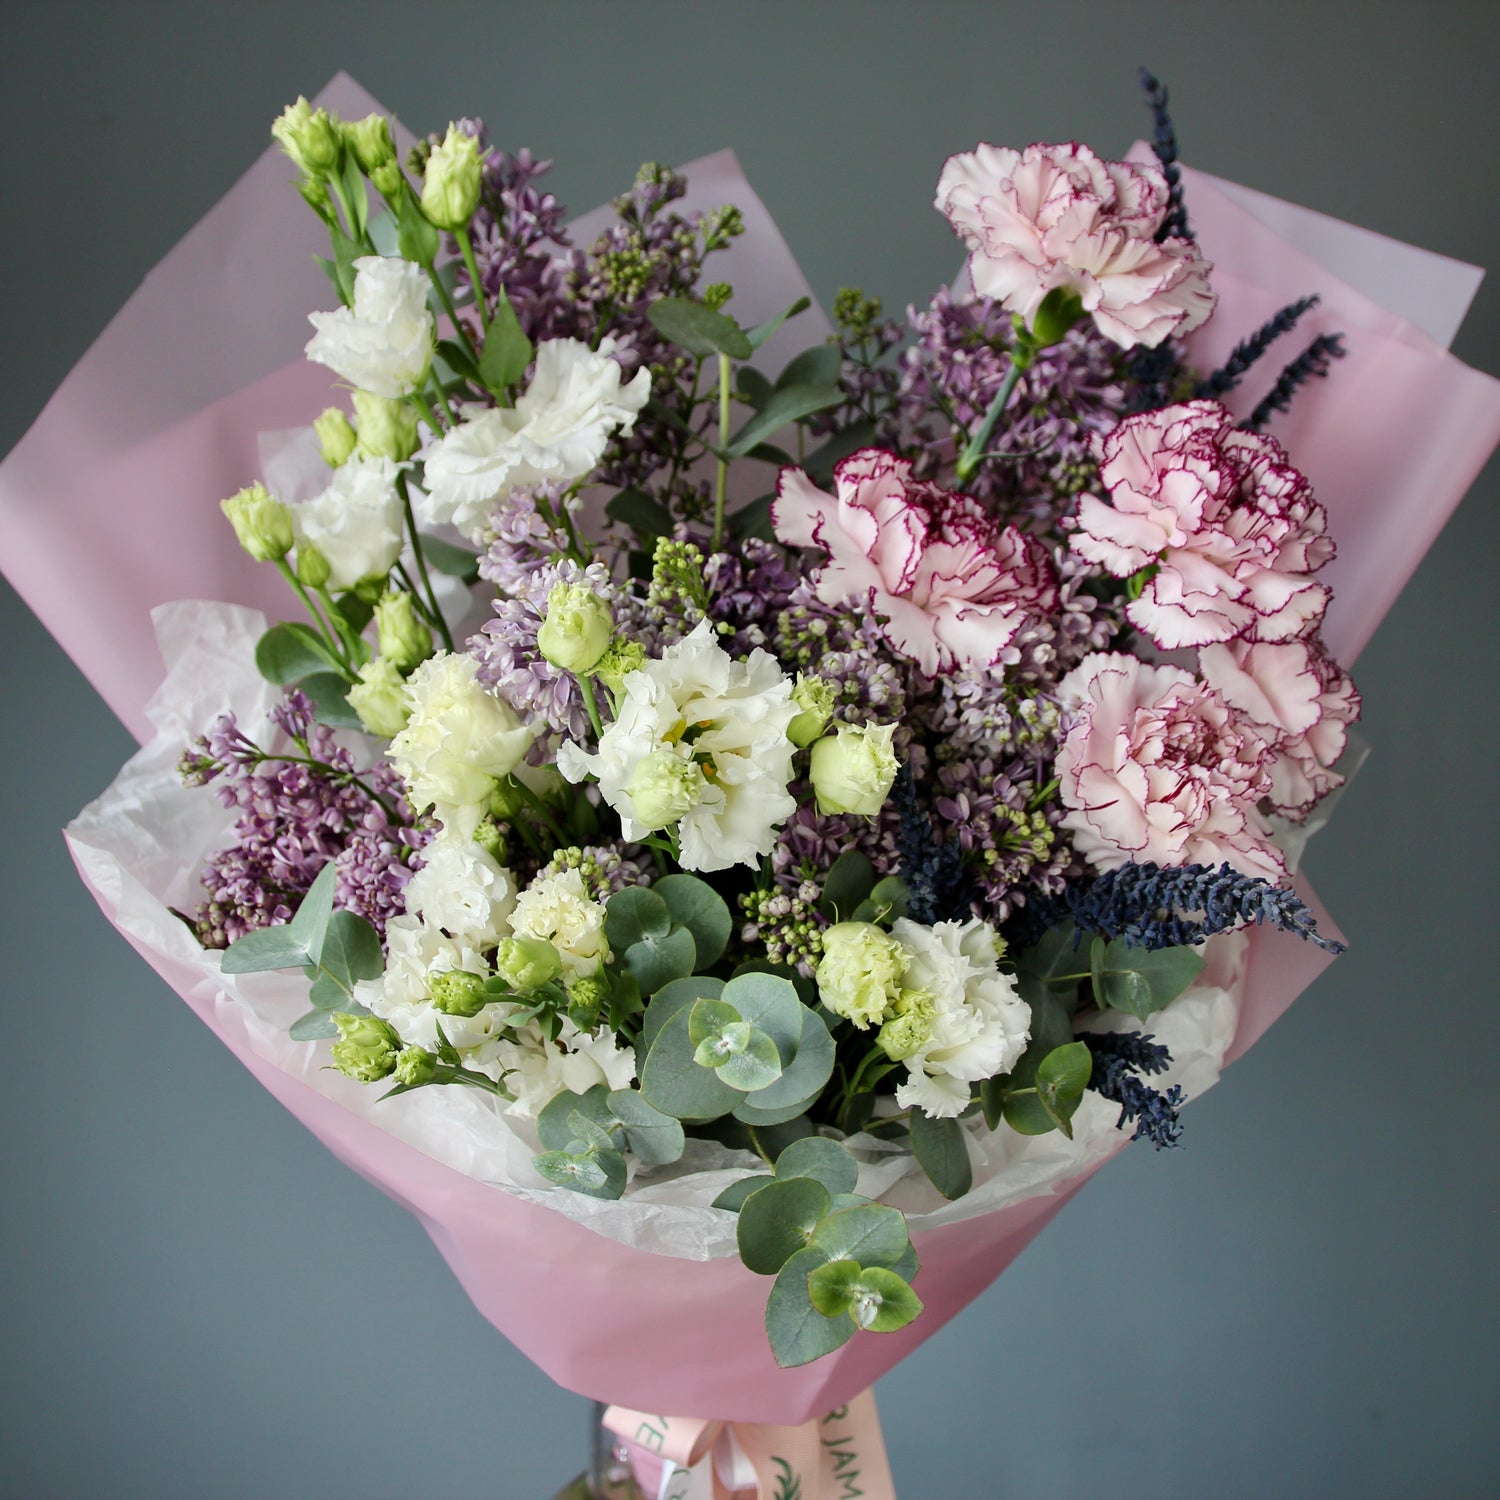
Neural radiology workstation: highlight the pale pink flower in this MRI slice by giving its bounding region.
[1056,652,1284,881]
[1199,637,1360,819]
[936,142,1215,349]
[1071,401,1335,649]
[773,449,1057,676]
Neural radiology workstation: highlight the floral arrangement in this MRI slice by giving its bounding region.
[169,77,1361,1375]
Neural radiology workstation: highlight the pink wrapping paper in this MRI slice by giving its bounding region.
[7,78,1499,1426]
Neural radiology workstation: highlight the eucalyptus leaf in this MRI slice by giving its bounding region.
[766,1246,853,1368]
[774,1136,858,1197]
[736,366,774,410]
[316,909,384,989]
[642,976,725,1054]
[688,997,745,1050]
[806,1257,863,1318]
[606,488,674,545]
[624,925,697,995]
[844,1266,923,1332]
[255,622,340,685]
[807,1203,909,1270]
[801,420,877,484]
[605,887,673,950]
[712,1176,774,1212]
[419,535,481,582]
[715,1028,784,1093]
[718,971,805,1063]
[605,1088,686,1165]
[647,297,752,360]
[851,876,910,926]
[909,1111,973,1200]
[307,970,347,1012]
[1033,1041,1093,1138]
[776,343,841,389]
[746,294,811,350]
[222,863,337,974]
[727,383,844,458]
[738,1007,834,1113]
[289,1009,341,1042]
[1017,921,1089,990]
[537,1084,615,1152]
[533,1147,626,1200]
[299,671,366,731]
[653,873,732,969]
[639,1008,744,1121]
[1095,941,1206,1020]
[737,1176,831,1274]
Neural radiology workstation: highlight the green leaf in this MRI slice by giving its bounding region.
[737,1177,831,1274]
[712,1175,774,1212]
[801,420,877,484]
[776,344,841,390]
[715,1028,784,1092]
[478,289,535,393]
[255,622,342,685]
[688,997,744,1050]
[806,1256,864,1318]
[807,1204,909,1270]
[851,876,911,926]
[606,488,674,546]
[909,1111,973,1200]
[1017,922,1089,991]
[289,1009,341,1041]
[746,295,811,351]
[639,1009,744,1121]
[306,970,346,1012]
[605,1088,686,1165]
[533,1147,627,1200]
[718,971,805,1063]
[843,1265,923,1332]
[299,672,366,730]
[774,1136,858,1197]
[419,535,481,583]
[333,592,375,637]
[736,1008,834,1116]
[652,874,732,969]
[743,1115,817,1163]
[605,887,673,950]
[537,1084,616,1152]
[983,979,1074,1129]
[397,206,439,267]
[1033,1041,1093,1139]
[727,383,844,458]
[566,1111,618,1153]
[437,336,483,385]
[316,909,383,989]
[647,297,752,360]
[736,365,774,410]
[999,1089,1057,1136]
[623,925,697,995]
[642,976,725,1054]
[744,442,796,467]
[819,850,876,923]
[220,923,310,974]
[766,1246,853,1368]
[1094,941,1206,1020]
[329,226,359,304]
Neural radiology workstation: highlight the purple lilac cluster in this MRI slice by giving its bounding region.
[178,691,423,948]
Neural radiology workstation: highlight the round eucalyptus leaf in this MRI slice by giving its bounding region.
[715,1027,784,1093]
[736,1176,831,1275]
[739,1005,834,1111]
[774,1135,859,1197]
[765,1246,852,1369]
[639,1008,744,1121]
[642,975,725,1054]
[653,873,732,969]
[719,971,804,1062]
[808,1203,909,1270]
[605,886,672,950]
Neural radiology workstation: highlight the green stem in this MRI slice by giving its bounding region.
[426,264,479,365]
[274,559,354,676]
[317,584,365,667]
[953,355,1028,488]
[396,473,453,651]
[411,389,446,436]
[503,774,570,845]
[579,675,605,742]
[455,228,490,335]
[711,352,732,551]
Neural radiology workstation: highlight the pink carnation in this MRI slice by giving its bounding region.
[1056,652,1284,881]
[1071,401,1335,649]
[773,449,1057,676]
[1199,637,1360,819]
[935,141,1215,350]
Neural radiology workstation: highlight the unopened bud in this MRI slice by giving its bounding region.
[428,969,488,1018]
[419,124,482,232]
[271,96,341,177]
[221,483,293,562]
[330,1013,400,1082]
[314,407,357,468]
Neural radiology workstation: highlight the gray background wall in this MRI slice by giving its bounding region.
[1,3,1496,1496]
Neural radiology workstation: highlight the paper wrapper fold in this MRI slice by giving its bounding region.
[6,80,1498,1423]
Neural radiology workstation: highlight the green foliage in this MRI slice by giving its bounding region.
[605,488,674,548]
[712,1175,774,1212]
[909,1111,973,1200]
[653,874,732,969]
[851,876,910,926]
[1091,938,1204,1020]
[766,1247,855,1367]
[737,1177,831,1274]
[639,1007,744,1120]
[255,621,342,685]
[1033,1042,1092,1136]
[745,295,811,350]
[801,420,878,485]
[418,535,482,583]
[623,924,697,995]
[775,344,842,389]
[819,850,876,923]
[647,296,752,360]
[478,289,535,393]
[774,1135,858,1197]
[604,886,672,948]
[727,383,844,458]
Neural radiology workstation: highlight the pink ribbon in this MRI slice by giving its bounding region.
[604,1390,895,1500]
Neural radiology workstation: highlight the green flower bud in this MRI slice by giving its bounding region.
[494,937,562,992]
[815,921,907,1030]
[343,112,396,175]
[295,542,332,590]
[627,749,704,830]
[594,638,647,697]
[537,582,614,675]
[809,723,899,817]
[370,159,404,200]
[313,407,357,468]
[419,124,482,232]
[271,96,341,177]
[877,988,938,1062]
[330,1013,401,1082]
[393,1044,437,1086]
[566,975,607,1031]
[352,390,420,462]
[787,673,836,749]
[346,658,410,738]
[296,175,334,221]
[220,483,293,562]
[373,590,432,675]
[428,969,489,1018]
[472,815,507,863]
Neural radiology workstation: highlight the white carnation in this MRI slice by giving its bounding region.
[387,652,535,839]
[495,1018,637,1120]
[305,256,434,399]
[420,337,650,539]
[890,917,1032,1120]
[557,620,798,873]
[292,454,405,590]
[402,832,516,947]
[507,868,610,979]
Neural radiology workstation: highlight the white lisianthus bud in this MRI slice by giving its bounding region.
[352,390,420,462]
[494,937,562,992]
[537,582,614,675]
[626,750,705,830]
[271,97,341,177]
[809,722,899,816]
[420,125,483,232]
[346,658,410,738]
[220,483,293,562]
[306,256,434,400]
[816,922,908,1029]
[594,639,646,697]
[313,407,357,468]
[876,989,938,1061]
[343,112,395,175]
[295,542,331,589]
[292,455,405,592]
[787,673,836,748]
[373,590,432,675]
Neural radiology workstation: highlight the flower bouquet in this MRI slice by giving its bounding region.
[7,70,1499,1498]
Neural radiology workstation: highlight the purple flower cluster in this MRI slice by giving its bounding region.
[179,691,423,948]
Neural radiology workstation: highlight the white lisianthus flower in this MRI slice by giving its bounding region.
[496,1018,637,1120]
[507,868,610,979]
[305,256,435,399]
[556,620,799,873]
[887,917,1032,1120]
[402,832,516,948]
[387,652,535,839]
[292,454,405,591]
[420,337,650,539]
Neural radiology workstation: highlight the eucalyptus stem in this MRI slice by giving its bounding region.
[455,228,490,335]
[953,355,1028,487]
[396,473,453,651]
[711,351,732,551]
